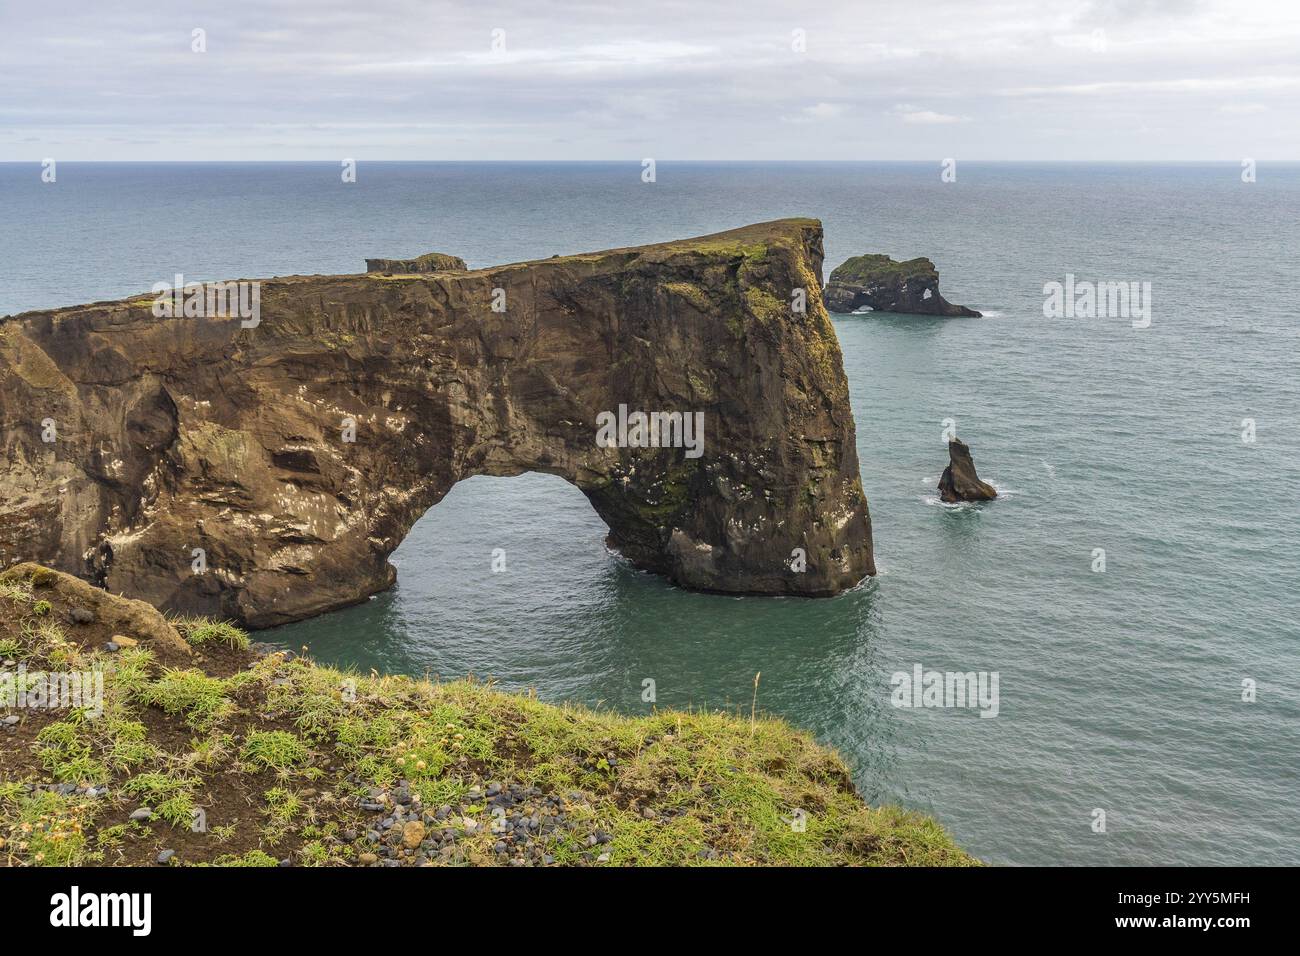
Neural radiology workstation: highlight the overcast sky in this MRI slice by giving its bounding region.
[2,0,1298,160]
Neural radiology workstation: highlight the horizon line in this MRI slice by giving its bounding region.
[2,158,1297,165]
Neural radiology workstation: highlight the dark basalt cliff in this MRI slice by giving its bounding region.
[823,254,980,317]
[0,219,875,628]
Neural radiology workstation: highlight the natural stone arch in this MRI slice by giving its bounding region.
[0,219,875,627]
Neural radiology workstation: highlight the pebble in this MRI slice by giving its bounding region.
[401,821,425,849]
[129,807,152,822]
[346,775,608,868]
[641,807,657,819]
[105,642,119,652]
[2,715,19,726]
[68,607,95,625]
[156,849,175,865]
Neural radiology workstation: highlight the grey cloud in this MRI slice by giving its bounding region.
[1,0,1297,159]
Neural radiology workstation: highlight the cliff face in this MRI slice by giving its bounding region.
[0,219,874,628]
[823,254,980,317]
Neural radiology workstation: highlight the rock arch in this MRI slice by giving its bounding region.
[0,219,874,627]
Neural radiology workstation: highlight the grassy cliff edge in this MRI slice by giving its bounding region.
[0,564,975,867]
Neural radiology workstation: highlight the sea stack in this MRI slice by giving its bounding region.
[938,439,998,503]
[823,254,980,317]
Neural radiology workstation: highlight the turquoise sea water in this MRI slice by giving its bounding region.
[2,162,1297,865]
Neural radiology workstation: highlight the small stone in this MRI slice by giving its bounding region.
[110,634,138,647]
[597,852,611,863]
[156,849,175,865]
[2,715,19,726]
[68,607,95,625]
[641,807,657,819]
[401,821,426,849]
[105,643,119,652]
[130,807,153,822]
[358,852,378,865]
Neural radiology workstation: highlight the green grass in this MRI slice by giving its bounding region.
[171,616,251,651]
[134,668,236,730]
[0,790,96,865]
[121,771,200,828]
[0,563,977,867]
[829,253,937,286]
[241,730,310,772]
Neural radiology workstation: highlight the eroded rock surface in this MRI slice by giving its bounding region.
[823,255,980,317]
[365,252,467,275]
[938,440,998,503]
[0,219,874,627]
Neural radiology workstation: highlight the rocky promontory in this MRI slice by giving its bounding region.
[0,562,975,867]
[823,254,980,317]
[0,219,874,627]
[364,252,467,275]
[938,439,998,503]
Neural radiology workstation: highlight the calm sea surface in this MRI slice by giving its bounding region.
[3,161,1297,865]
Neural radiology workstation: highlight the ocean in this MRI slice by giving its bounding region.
[2,161,1297,865]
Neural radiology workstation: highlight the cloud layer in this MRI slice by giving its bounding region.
[2,0,1297,159]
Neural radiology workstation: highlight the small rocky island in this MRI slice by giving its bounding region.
[938,439,998,503]
[823,254,980,317]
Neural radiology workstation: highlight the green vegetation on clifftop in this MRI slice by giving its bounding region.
[0,564,974,867]
[829,254,938,286]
